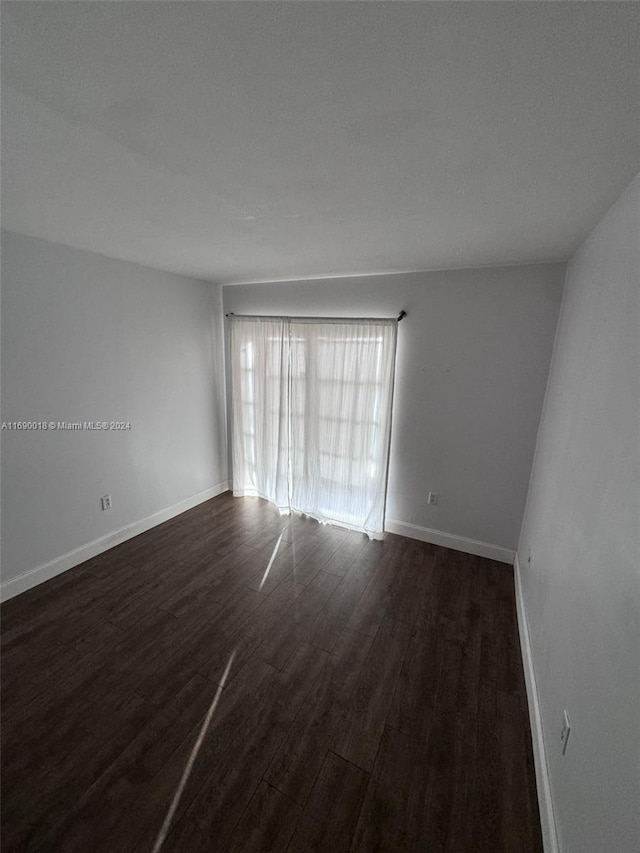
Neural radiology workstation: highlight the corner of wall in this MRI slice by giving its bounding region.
[514,552,559,853]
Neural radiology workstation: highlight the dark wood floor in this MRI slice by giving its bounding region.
[1,493,542,853]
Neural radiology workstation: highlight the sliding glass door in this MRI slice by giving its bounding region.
[230,315,397,538]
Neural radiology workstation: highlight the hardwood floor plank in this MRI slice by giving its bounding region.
[302,556,382,652]
[246,531,322,594]
[497,689,544,853]
[472,685,543,853]
[144,817,212,853]
[418,707,477,853]
[197,578,308,686]
[226,781,302,853]
[130,589,265,705]
[278,525,348,587]
[386,606,449,743]
[286,751,368,853]
[159,542,257,616]
[2,640,82,720]
[350,724,431,853]
[332,616,412,772]
[383,539,436,627]
[206,539,295,607]
[254,572,342,670]
[320,531,369,577]
[343,540,410,638]
[263,628,374,806]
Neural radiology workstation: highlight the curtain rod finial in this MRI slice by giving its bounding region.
[398,310,407,322]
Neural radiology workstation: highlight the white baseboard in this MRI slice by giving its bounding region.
[0,481,231,602]
[514,553,559,853]
[384,519,515,564]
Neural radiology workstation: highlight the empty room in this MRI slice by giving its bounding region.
[1,2,638,852]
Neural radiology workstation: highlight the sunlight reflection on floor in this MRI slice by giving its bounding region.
[150,650,237,853]
[258,531,285,591]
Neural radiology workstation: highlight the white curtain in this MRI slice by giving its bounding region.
[230,315,397,538]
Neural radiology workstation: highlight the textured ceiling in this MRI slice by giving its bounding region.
[2,1,638,283]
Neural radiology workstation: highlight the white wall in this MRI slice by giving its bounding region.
[518,175,640,853]
[1,232,227,596]
[223,263,565,557]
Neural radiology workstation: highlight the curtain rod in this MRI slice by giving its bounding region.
[225,310,407,322]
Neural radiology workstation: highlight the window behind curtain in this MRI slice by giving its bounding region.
[230,316,397,538]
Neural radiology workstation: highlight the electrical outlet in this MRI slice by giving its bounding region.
[100,494,112,511]
[560,709,571,755]
[428,492,439,506]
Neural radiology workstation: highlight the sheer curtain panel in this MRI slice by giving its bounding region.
[230,317,290,512]
[230,315,398,538]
